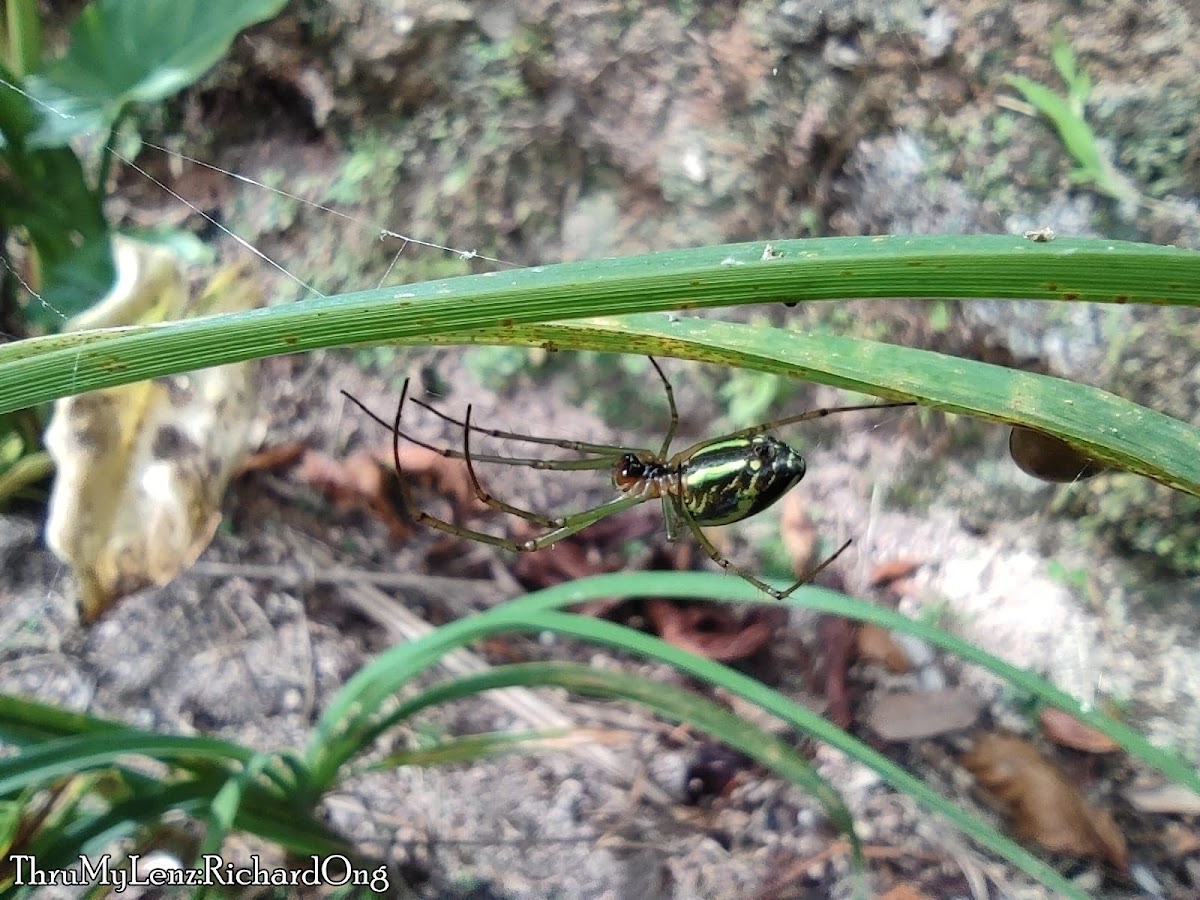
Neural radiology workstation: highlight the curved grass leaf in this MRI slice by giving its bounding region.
[312,607,1082,897]
[27,777,350,872]
[369,661,862,870]
[0,236,1196,414]
[496,572,1200,795]
[0,732,254,795]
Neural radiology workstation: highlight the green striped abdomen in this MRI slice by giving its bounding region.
[681,435,807,526]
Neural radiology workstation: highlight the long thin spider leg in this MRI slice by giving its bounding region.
[674,489,853,600]
[343,388,648,551]
[462,403,563,528]
[672,496,788,599]
[778,538,852,599]
[514,495,648,550]
[649,356,678,458]
[385,379,421,527]
[410,395,646,457]
[340,389,616,471]
[671,400,916,461]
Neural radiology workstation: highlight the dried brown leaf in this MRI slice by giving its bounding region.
[239,440,306,473]
[879,886,933,900]
[962,732,1128,871]
[818,615,856,729]
[645,599,778,662]
[295,449,411,541]
[868,558,922,590]
[390,444,486,518]
[1038,707,1121,754]
[779,491,817,576]
[855,623,913,672]
[865,688,981,741]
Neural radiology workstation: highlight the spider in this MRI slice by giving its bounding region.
[341,360,913,600]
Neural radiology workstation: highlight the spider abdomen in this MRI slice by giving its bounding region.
[680,435,807,526]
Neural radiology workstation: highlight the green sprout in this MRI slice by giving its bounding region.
[1003,29,1139,208]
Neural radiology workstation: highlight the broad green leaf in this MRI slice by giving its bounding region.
[0,61,38,147]
[0,144,113,321]
[25,0,288,145]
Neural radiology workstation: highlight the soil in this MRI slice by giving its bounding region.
[4,1,1200,898]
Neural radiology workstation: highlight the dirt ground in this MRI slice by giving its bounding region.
[4,0,1200,897]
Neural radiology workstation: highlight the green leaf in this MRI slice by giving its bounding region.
[0,144,113,323]
[24,0,288,145]
[0,61,38,146]
[0,731,254,795]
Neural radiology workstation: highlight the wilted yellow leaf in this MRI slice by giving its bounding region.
[44,239,263,620]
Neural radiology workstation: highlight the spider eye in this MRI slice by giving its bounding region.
[618,454,644,478]
[753,441,771,458]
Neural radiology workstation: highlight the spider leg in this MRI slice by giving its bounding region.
[777,537,852,599]
[671,399,915,461]
[649,357,679,458]
[340,389,619,472]
[462,403,565,528]
[410,394,646,458]
[342,385,649,551]
[671,497,851,600]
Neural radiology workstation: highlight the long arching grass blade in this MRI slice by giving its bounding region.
[0,236,1196,413]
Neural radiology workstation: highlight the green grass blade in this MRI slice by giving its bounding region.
[367,660,862,866]
[312,602,1082,896]
[500,572,1200,793]
[0,732,254,795]
[28,777,352,871]
[0,236,1196,413]
[522,612,1084,898]
[0,693,127,744]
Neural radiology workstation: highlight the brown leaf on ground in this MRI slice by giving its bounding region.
[239,440,306,473]
[865,688,981,741]
[779,492,818,576]
[962,731,1129,871]
[295,449,412,541]
[645,599,782,662]
[390,444,486,518]
[868,558,922,591]
[509,506,671,599]
[878,886,933,900]
[817,615,857,729]
[1038,707,1121,754]
[283,438,486,543]
[855,623,913,672]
